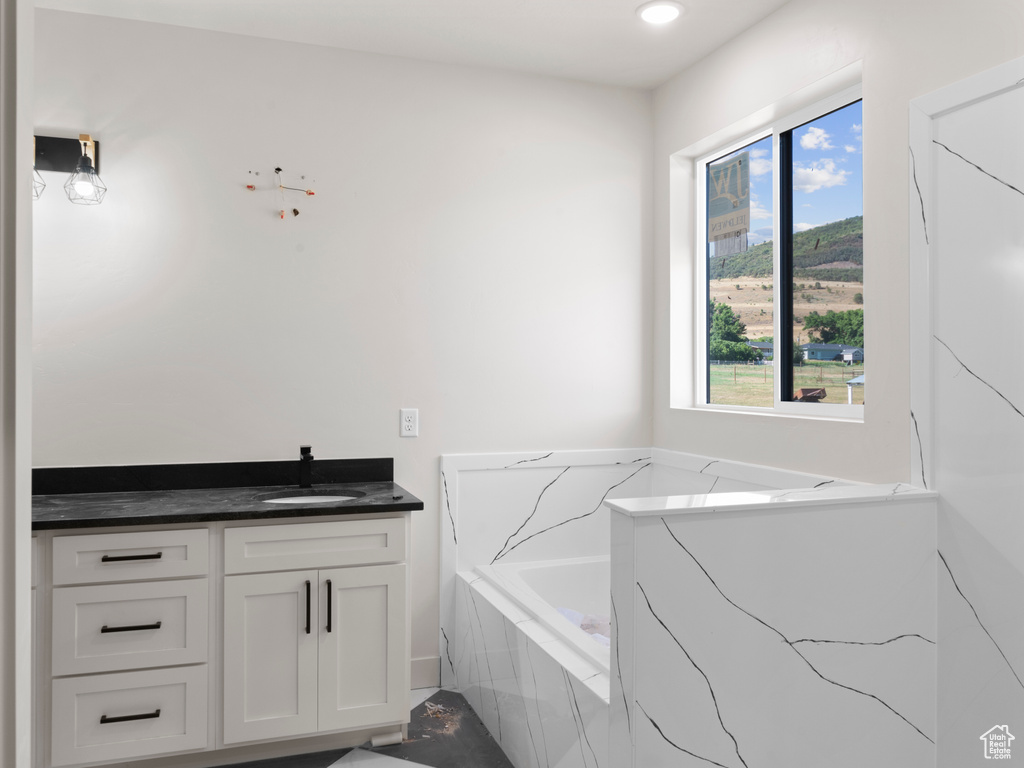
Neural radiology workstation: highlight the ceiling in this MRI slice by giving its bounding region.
[34,0,793,89]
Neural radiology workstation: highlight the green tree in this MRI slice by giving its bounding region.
[709,302,761,362]
[803,309,864,347]
[710,339,761,362]
[710,301,746,342]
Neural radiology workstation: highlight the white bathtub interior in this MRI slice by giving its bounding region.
[474,555,611,675]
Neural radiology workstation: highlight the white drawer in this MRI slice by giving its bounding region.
[52,579,208,676]
[224,517,407,574]
[52,528,209,585]
[51,665,208,767]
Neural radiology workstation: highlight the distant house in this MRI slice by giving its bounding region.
[747,341,773,359]
[842,347,864,364]
[800,343,865,363]
[801,343,845,361]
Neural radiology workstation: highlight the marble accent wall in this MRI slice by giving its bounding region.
[609,490,937,768]
[910,57,1024,767]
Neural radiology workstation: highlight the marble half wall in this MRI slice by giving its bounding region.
[610,491,937,768]
[910,57,1024,767]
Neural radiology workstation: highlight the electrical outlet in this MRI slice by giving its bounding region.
[400,408,419,437]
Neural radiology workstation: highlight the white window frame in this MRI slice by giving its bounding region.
[692,83,864,421]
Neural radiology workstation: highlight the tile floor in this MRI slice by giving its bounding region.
[220,689,513,768]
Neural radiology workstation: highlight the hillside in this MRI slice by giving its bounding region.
[709,216,863,282]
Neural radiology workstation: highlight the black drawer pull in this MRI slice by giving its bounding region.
[100,709,161,724]
[305,580,311,635]
[100,621,162,634]
[101,552,163,563]
[326,579,332,633]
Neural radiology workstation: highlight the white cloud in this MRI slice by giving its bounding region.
[800,126,833,150]
[747,148,772,176]
[750,195,772,221]
[844,144,857,153]
[851,123,862,133]
[749,156,772,176]
[795,222,817,232]
[792,159,848,193]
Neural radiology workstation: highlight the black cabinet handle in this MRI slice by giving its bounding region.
[101,621,162,634]
[326,579,332,633]
[101,552,163,563]
[100,709,161,724]
[305,580,311,635]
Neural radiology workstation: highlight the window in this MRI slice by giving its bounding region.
[696,90,863,417]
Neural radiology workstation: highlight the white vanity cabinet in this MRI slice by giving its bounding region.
[47,528,211,767]
[37,511,412,768]
[222,518,409,744]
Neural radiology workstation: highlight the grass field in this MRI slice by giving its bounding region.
[709,362,865,407]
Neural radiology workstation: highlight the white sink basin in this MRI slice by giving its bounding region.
[254,487,367,504]
[261,495,357,504]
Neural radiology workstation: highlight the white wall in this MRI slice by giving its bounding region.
[2,1,34,767]
[31,10,653,682]
[651,0,1024,482]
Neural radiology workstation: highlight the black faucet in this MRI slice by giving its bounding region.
[299,445,314,488]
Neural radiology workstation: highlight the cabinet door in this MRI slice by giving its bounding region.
[318,563,408,732]
[223,570,319,744]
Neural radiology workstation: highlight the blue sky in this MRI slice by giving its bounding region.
[791,100,863,232]
[739,100,863,246]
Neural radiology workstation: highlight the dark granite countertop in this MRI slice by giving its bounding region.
[32,457,424,530]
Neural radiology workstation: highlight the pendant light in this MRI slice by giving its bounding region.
[63,134,106,205]
[32,136,46,200]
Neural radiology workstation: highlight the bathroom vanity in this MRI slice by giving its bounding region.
[31,458,422,768]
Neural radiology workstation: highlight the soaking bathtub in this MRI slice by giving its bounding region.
[441,446,855,768]
[476,555,611,675]
[454,557,611,768]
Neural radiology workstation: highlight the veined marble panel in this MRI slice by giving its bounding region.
[617,497,936,768]
[911,56,1024,768]
[440,449,653,689]
[454,573,608,768]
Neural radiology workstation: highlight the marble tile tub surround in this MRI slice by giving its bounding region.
[454,572,608,768]
[32,457,424,529]
[610,490,938,768]
[910,57,1024,767]
[439,447,844,690]
[439,447,845,768]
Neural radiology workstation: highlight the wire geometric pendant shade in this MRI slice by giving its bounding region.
[63,155,107,205]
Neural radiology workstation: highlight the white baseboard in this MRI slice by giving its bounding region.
[411,655,440,689]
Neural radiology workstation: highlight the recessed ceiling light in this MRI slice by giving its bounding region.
[637,1,683,24]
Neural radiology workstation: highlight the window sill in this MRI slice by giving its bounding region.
[675,402,865,423]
